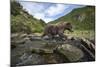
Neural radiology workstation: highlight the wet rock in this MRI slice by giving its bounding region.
[40,48,53,54]
[30,43,58,54]
[11,33,27,39]
[80,37,95,50]
[11,33,19,38]
[80,37,95,56]
[11,37,30,44]
[11,33,95,66]
[31,48,54,54]
[29,36,42,41]
[42,36,49,40]
[90,39,95,45]
[15,53,45,66]
[11,45,16,49]
[79,38,95,59]
[19,34,27,38]
[27,34,35,38]
[42,54,59,64]
[57,44,84,62]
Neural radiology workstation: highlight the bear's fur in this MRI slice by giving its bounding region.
[42,22,73,39]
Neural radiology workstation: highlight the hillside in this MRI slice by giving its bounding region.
[11,1,46,34]
[49,6,95,30]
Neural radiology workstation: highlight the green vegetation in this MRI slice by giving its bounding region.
[65,30,95,39]
[49,6,95,31]
[49,6,95,39]
[11,1,46,34]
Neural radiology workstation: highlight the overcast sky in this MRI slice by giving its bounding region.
[18,1,85,23]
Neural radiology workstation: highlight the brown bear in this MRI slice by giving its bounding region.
[42,22,73,40]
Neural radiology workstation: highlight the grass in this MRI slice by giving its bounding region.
[65,30,95,39]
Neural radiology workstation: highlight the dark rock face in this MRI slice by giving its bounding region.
[11,33,95,66]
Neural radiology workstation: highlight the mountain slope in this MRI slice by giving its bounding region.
[49,6,95,30]
[11,1,46,33]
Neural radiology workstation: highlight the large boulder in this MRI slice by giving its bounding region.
[57,44,84,62]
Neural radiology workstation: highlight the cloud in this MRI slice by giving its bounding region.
[45,4,69,17]
[34,13,44,19]
[19,1,85,23]
[43,18,54,23]
[33,13,55,23]
[19,2,46,14]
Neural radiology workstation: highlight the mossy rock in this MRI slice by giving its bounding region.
[57,44,84,62]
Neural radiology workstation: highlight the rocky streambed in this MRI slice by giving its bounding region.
[11,33,95,67]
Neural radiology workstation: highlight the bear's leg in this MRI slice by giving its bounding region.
[48,34,54,40]
[59,33,68,40]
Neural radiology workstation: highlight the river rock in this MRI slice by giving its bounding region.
[57,44,84,62]
[80,37,95,50]
[15,53,45,66]
[11,33,95,66]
